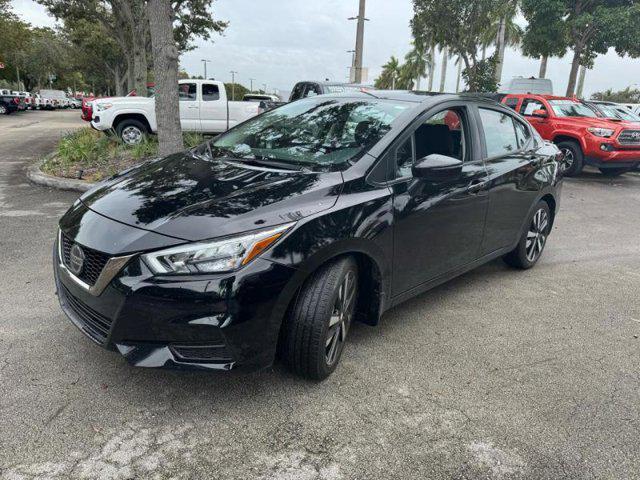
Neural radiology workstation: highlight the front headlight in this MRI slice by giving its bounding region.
[587,127,615,138]
[95,102,113,111]
[142,223,295,275]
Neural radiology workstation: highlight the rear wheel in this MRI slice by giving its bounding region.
[116,119,148,145]
[282,257,358,381]
[0,104,6,115]
[503,201,551,270]
[556,140,584,177]
[599,167,629,177]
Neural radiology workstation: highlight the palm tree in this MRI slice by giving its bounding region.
[403,41,429,90]
[374,56,402,89]
[492,1,522,84]
[439,45,449,92]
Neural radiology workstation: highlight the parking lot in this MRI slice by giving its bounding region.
[1,110,639,479]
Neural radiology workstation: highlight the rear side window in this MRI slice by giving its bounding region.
[478,108,519,158]
[504,97,519,110]
[202,84,220,101]
[520,98,546,116]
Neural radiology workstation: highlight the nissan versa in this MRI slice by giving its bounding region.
[54,91,562,380]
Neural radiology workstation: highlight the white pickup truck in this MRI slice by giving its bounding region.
[91,79,263,144]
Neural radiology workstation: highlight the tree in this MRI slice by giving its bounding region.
[591,87,640,103]
[521,0,568,79]
[225,82,249,101]
[374,56,402,89]
[487,1,522,83]
[462,55,499,93]
[403,41,429,90]
[148,0,183,155]
[412,0,505,92]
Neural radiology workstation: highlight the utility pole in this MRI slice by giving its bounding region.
[348,0,368,84]
[201,59,211,79]
[230,71,238,100]
[249,78,256,92]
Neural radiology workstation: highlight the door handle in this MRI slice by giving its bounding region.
[188,106,199,109]
[468,179,488,193]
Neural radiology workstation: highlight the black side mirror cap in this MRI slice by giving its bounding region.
[412,154,463,181]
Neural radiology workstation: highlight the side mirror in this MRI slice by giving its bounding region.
[412,154,463,181]
[531,109,548,118]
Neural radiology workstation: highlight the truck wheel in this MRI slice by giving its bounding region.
[556,140,584,177]
[0,105,6,115]
[282,257,358,381]
[599,167,628,177]
[503,201,551,270]
[116,119,148,145]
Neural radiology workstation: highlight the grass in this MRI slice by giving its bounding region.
[42,128,207,182]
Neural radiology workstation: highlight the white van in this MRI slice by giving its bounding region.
[500,77,553,95]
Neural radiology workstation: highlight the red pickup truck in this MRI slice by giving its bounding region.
[502,94,640,176]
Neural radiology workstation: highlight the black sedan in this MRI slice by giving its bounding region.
[54,91,562,380]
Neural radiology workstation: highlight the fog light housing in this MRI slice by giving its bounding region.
[600,143,615,152]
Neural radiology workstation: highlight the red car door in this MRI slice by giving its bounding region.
[519,97,554,140]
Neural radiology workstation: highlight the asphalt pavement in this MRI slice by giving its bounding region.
[1,110,639,480]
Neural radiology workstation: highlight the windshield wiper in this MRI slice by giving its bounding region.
[226,157,306,171]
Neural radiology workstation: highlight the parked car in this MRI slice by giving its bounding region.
[91,80,263,144]
[54,91,562,379]
[289,81,375,102]
[621,103,640,115]
[40,89,69,109]
[0,90,20,115]
[69,98,82,109]
[502,94,640,176]
[243,93,281,102]
[11,91,27,111]
[14,91,35,109]
[582,100,640,122]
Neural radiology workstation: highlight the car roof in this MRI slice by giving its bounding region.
[507,93,580,102]
[312,90,508,107]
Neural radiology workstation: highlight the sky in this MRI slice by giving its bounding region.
[10,0,640,98]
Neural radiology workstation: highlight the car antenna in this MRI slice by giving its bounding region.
[359,88,380,99]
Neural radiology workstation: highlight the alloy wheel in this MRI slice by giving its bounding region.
[0,105,6,115]
[325,270,356,366]
[122,126,143,145]
[560,148,574,172]
[526,208,549,262]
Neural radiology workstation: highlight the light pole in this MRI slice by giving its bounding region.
[263,83,267,94]
[201,59,211,79]
[348,0,369,84]
[249,78,256,93]
[230,71,238,100]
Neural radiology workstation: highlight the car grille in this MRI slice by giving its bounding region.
[618,130,640,146]
[170,345,233,363]
[61,234,110,286]
[59,283,113,344]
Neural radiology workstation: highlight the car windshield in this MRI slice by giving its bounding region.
[549,100,597,118]
[595,104,640,121]
[209,97,410,171]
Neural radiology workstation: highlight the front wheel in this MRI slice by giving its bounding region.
[556,140,584,177]
[503,201,551,270]
[0,104,7,115]
[282,257,358,381]
[116,119,148,145]
[599,167,629,177]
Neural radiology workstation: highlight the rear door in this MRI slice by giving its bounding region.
[178,82,200,131]
[199,83,228,133]
[390,103,489,295]
[475,106,543,254]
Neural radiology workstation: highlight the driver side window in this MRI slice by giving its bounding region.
[393,108,466,179]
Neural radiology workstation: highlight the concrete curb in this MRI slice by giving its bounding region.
[27,156,95,192]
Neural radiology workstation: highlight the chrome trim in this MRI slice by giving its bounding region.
[57,230,136,296]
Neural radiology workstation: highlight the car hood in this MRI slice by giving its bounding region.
[79,151,343,242]
[557,116,625,128]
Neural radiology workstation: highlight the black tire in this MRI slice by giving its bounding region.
[599,167,629,177]
[282,257,358,381]
[0,104,7,115]
[503,201,551,270]
[556,140,584,177]
[115,119,148,145]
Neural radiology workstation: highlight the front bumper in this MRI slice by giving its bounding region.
[584,136,640,167]
[54,232,298,372]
